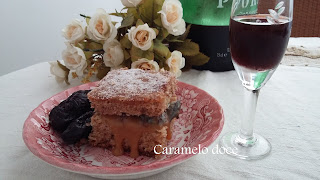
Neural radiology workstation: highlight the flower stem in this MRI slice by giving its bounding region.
[80,14,91,19]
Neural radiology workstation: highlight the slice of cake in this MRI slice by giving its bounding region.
[88,68,177,117]
[87,68,180,158]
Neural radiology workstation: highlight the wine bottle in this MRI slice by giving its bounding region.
[180,0,258,72]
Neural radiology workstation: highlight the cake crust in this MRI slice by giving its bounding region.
[88,69,177,117]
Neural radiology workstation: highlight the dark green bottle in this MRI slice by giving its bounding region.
[180,0,258,71]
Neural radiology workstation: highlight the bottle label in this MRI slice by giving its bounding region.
[217,48,230,58]
[217,0,229,8]
[232,0,258,15]
[218,0,257,8]
[180,0,233,26]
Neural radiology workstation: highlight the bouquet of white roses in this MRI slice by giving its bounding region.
[50,0,209,84]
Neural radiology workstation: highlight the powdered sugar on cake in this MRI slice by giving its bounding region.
[91,69,172,99]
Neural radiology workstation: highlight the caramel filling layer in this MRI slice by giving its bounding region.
[105,115,173,158]
[99,101,180,158]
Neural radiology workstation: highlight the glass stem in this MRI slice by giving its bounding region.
[236,88,260,147]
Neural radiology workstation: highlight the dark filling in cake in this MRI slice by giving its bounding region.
[49,90,180,145]
[140,101,181,125]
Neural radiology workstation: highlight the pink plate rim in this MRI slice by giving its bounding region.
[23,81,224,175]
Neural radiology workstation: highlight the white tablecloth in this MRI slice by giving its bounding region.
[1,54,320,179]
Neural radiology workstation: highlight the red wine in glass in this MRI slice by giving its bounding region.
[219,0,294,161]
[230,14,292,71]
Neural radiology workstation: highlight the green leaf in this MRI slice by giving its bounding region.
[153,0,165,19]
[139,0,164,25]
[153,17,162,27]
[121,59,132,68]
[149,42,154,51]
[130,46,154,61]
[120,35,132,49]
[123,49,131,60]
[157,28,169,41]
[136,19,144,26]
[167,39,184,43]
[185,53,210,66]
[127,7,140,20]
[119,14,134,29]
[83,48,103,53]
[154,53,167,69]
[109,12,127,17]
[84,51,94,60]
[74,42,84,49]
[120,7,128,12]
[154,40,171,60]
[96,64,110,79]
[171,40,199,56]
[84,41,103,52]
[117,27,127,36]
[154,50,165,62]
[182,63,192,71]
[179,24,192,41]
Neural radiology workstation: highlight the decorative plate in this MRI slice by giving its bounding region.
[23,81,224,179]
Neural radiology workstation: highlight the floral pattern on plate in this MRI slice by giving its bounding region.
[23,81,224,177]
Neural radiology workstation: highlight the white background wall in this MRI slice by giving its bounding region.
[0,0,123,76]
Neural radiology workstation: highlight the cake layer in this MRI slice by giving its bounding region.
[88,69,177,117]
[88,113,176,158]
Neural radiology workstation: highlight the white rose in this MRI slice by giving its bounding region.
[49,61,66,83]
[103,39,124,68]
[121,0,142,7]
[131,58,160,71]
[166,50,185,77]
[128,24,156,51]
[87,9,117,42]
[62,19,85,43]
[159,0,186,36]
[62,43,87,76]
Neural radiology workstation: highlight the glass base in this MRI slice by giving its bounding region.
[219,132,271,160]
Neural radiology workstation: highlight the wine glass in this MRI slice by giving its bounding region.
[219,0,293,160]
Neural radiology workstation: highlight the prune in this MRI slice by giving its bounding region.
[49,90,92,133]
[140,101,181,125]
[61,111,93,144]
[167,101,181,121]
